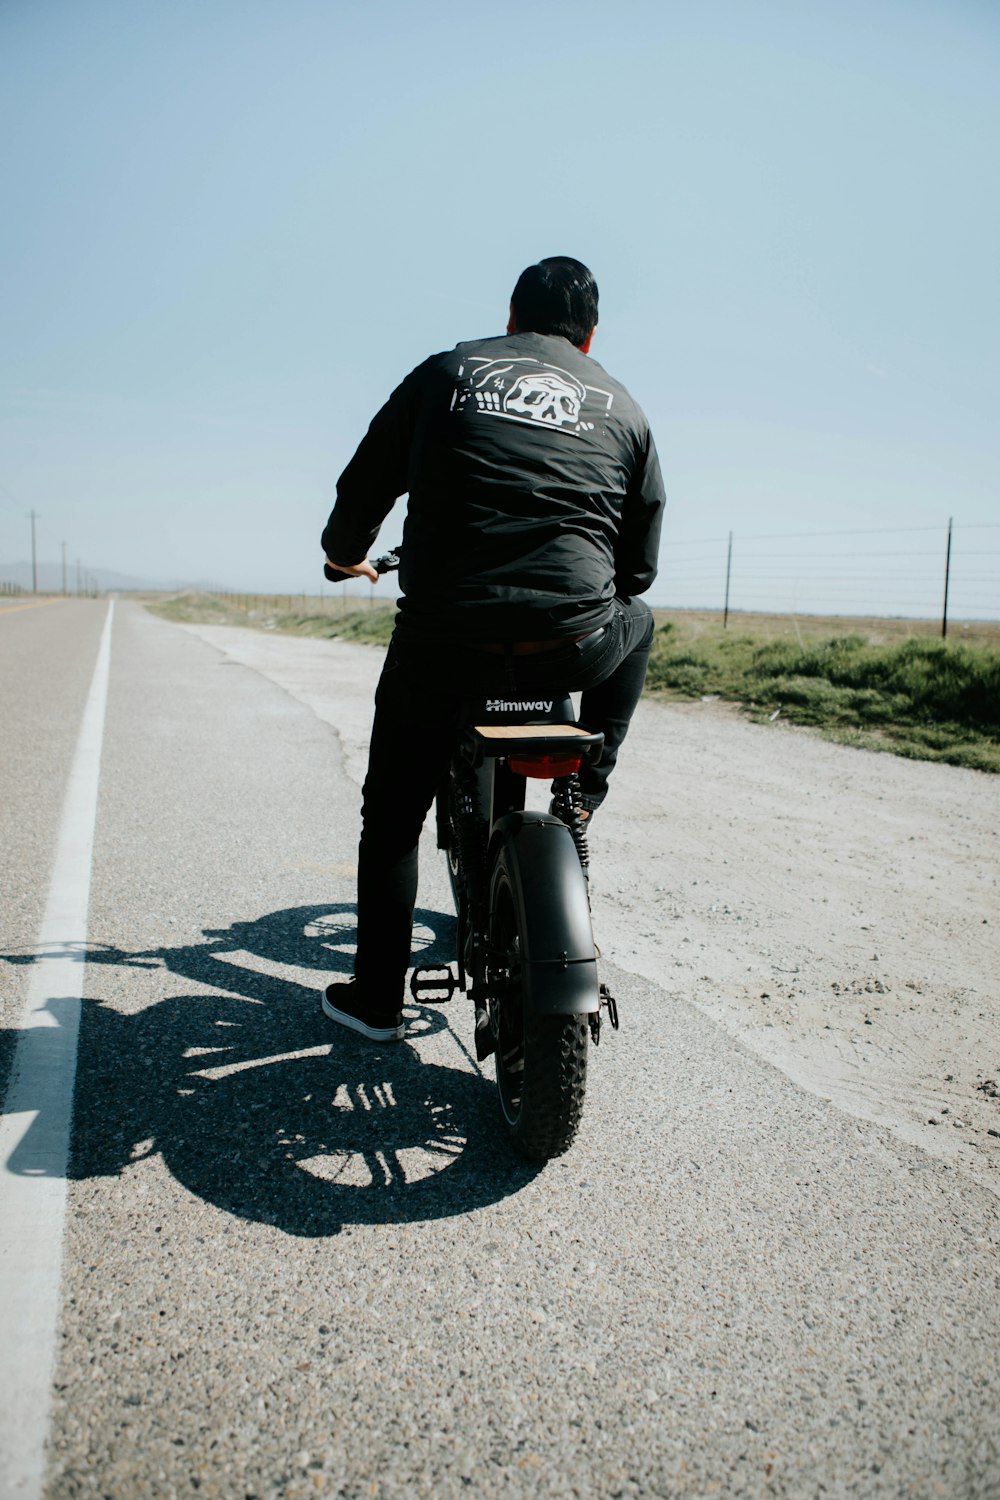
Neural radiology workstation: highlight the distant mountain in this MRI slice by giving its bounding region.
[0,561,221,593]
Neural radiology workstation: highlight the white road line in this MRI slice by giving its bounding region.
[0,600,114,1500]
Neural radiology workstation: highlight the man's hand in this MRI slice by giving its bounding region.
[324,555,379,583]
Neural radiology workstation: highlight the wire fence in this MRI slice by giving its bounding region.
[3,520,996,631]
[214,588,386,613]
[648,519,999,632]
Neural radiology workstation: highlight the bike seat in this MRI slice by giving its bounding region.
[462,722,604,769]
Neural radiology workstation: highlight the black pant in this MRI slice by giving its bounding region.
[353,597,655,1004]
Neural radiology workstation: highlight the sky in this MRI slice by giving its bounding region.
[1,0,997,617]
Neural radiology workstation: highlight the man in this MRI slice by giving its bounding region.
[321,256,665,1042]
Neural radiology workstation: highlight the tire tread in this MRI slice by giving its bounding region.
[508,1013,588,1161]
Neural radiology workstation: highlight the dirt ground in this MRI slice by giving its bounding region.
[183,625,1000,1196]
[590,694,1000,1193]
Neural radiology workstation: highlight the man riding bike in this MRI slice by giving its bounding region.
[321,256,665,1042]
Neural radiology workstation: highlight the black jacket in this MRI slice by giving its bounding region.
[321,331,665,641]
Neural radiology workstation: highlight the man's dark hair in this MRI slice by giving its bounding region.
[510,256,599,348]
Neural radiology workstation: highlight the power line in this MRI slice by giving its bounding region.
[719,549,947,561]
[0,480,23,513]
[662,520,1000,548]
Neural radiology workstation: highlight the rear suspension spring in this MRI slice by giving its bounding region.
[551,772,590,871]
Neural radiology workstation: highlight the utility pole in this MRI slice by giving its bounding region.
[941,517,953,640]
[76,558,82,595]
[28,510,39,593]
[723,531,733,629]
[61,540,67,595]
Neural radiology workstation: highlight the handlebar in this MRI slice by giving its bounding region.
[323,550,400,583]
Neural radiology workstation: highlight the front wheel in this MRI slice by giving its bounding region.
[489,856,588,1161]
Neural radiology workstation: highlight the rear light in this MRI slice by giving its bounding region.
[508,753,583,779]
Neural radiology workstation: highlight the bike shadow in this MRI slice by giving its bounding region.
[1,904,542,1237]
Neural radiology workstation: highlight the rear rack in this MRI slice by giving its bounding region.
[461,723,604,767]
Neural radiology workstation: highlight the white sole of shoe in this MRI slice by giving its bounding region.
[321,991,404,1042]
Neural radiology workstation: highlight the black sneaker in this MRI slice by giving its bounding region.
[321,979,404,1042]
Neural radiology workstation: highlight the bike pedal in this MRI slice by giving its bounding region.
[409,966,459,1003]
[599,982,619,1030]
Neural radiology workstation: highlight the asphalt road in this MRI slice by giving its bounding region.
[1,599,998,1499]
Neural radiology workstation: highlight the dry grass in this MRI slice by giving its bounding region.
[652,607,1000,648]
[646,611,1000,773]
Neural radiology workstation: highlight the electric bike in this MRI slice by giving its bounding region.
[327,552,619,1161]
[416,688,619,1160]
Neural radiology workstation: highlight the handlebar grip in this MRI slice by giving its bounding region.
[323,550,400,583]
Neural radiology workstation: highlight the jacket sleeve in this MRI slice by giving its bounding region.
[614,424,666,598]
[320,368,420,565]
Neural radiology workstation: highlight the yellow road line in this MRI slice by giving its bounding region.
[0,598,67,616]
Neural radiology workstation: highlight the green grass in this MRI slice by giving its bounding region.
[147,591,396,646]
[646,618,1000,771]
[273,606,397,645]
[145,593,1000,773]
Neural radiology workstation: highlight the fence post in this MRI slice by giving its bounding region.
[941,516,952,640]
[723,531,733,629]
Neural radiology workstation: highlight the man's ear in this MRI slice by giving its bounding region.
[579,327,596,355]
[506,303,517,335]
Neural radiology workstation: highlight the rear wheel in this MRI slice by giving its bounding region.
[489,856,588,1160]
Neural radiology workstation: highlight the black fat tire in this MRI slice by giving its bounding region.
[490,859,589,1161]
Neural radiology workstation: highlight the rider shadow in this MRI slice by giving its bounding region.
[1,904,542,1238]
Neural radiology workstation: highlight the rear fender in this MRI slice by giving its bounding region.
[490,811,598,1016]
